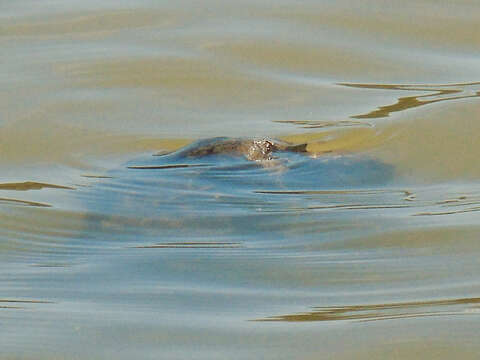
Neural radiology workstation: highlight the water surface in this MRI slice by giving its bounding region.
[1,1,480,359]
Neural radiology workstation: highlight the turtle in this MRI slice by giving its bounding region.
[158,137,308,161]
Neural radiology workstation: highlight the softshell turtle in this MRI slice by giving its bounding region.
[161,137,308,161]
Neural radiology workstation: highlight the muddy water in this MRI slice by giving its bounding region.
[1,1,480,359]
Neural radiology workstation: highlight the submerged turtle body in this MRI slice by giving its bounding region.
[169,137,308,161]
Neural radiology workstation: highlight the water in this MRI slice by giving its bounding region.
[1,1,480,359]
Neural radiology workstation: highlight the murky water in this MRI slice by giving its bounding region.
[1,1,480,359]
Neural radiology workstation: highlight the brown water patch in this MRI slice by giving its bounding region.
[337,340,480,360]
[0,181,74,191]
[205,39,414,79]
[0,207,90,242]
[372,100,480,181]
[323,225,480,253]
[268,2,480,50]
[258,297,480,322]
[0,118,188,166]
[281,126,384,155]
[59,57,318,107]
[0,9,184,39]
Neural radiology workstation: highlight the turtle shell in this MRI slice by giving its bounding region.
[167,137,307,161]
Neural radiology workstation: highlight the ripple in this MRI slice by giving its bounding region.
[127,164,211,170]
[135,242,242,249]
[0,197,51,208]
[0,181,74,191]
[341,82,480,119]
[0,9,184,38]
[258,297,480,322]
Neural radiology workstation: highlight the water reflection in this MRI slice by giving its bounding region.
[0,299,52,310]
[0,181,74,191]
[0,197,52,207]
[0,9,184,38]
[280,82,480,130]
[343,82,480,119]
[260,297,480,322]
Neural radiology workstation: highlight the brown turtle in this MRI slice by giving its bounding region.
[166,137,308,161]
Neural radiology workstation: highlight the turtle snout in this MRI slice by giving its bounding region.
[264,140,274,152]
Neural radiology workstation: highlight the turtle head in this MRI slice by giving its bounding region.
[262,139,275,153]
[247,138,276,161]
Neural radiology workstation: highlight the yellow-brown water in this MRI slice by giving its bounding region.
[1,1,480,359]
